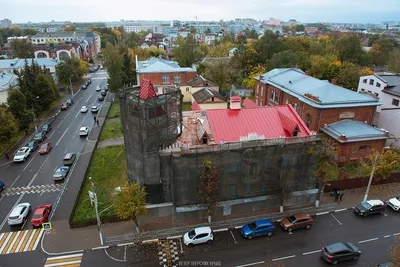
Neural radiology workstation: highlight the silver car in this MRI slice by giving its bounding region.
[53,166,70,180]
[8,203,31,225]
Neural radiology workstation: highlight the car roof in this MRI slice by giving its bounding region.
[82,105,87,108]
[293,212,311,220]
[325,242,350,253]
[19,147,29,151]
[34,207,46,214]
[194,226,212,234]
[57,166,69,171]
[80,127,88,130]
[367,199,384,206]
[11,203,29,215]
[254,219,273,227]
[64,153,74,159]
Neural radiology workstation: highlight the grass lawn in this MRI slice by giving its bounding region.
[100,121,123,141]
[71,145,127,223]
[106,100,120,119]
[326,163,360,181]
[182,102,191,111]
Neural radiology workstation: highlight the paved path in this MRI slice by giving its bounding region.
[105,117,120,123]
[97,138,124,148]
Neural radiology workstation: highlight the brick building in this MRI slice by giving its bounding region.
[135,57,197,86]
[254,68,380,132]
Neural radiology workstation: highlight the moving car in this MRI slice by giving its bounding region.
[241,219,275,239]
[96,86,101,91]
[79,127,89,136]
[387,197,400,211]
[26,140,39,152]
[66,98,73,106]
[80,106,88,113]
[0,180,5,192]
[13,147,31,162]
[34,131,46,142]
[53,166,70,181]
[41,123,52,134]
[321,242,361,265]
[91,105,99,113]
[38,142,52,155]
[63,153,76,166]
[354,199,386,217]
[31,204,52,227]
[61,103,68,110]
[100,90,107,96]
[280,212,313,231]
[8,203,31,225]
[183,227,213,246]
[98,95,105,101]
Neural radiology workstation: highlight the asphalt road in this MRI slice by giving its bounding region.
[0,70,108,257]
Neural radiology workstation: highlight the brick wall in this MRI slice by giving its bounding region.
[139,71,197,86]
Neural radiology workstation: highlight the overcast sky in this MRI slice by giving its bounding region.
[1,0,399,24]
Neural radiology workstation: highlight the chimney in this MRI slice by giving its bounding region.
[331,79,337,85]
[305,71,310,76]
[230,96,242,110]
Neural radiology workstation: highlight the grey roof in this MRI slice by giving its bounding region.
[0,58,59,69]
[192,88,226,104]
[33,31,93,38]
[321,120,389,143]
[186,75,217,87]
[377,74,400,97]
[136,58,195,73]
[0,73,17,91]
[257,68,380,109]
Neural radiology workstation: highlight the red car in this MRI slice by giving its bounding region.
[31,204,52,227]
[61,103,68,110]
[38,142,52,155]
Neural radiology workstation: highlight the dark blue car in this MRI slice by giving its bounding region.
[241,219,275,239]
[0,180,4,192]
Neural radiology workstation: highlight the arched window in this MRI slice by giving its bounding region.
[305,114,312,128]
[58,51,69,61]
[37,52,47,58]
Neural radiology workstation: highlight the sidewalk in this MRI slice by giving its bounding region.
[97,138,124,148]
[42,182,400,254]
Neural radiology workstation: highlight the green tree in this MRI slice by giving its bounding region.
[358,149,400,180]
[203,61,232,92]
[114,181,148,233]
[267,50,299,69]
[21,28,38,36]
[34,73,57,110]
[121,53,136,86]
[0,107,18,149]
[388,48,400,73]
[335,62,360,91]
[309,54,339,80]
[197,42,209,58]
[208,42,232,57]
[10,39,34,58]
[198,157,221,223]
[18,111,34,133]
[56,61,74,86]
[230,44,257,82]
[7,89,27,123]
[103,44,123,93]
[242,64,267,89]
[173,35,200,67]
[335,34,364,64]
[253,30,283,64]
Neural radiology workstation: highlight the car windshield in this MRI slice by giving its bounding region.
[33,213,43,219]
[27,142,34,146]
[249,222,257,230]
[287,216,296,223]
[9,215,19,220]
[35,133,41,137]
[40,144,48,149]
[188,230,196,239]
[361,202,372,209]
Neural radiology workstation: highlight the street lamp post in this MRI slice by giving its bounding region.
[88,177,103,245]
[363,152,379,202]
[69,76,74,98]
[32,96,39,122]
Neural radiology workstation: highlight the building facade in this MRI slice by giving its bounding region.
[180,75,218,103]
[0,19,12,28]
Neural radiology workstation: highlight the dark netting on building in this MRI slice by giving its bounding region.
[119,85,182,203]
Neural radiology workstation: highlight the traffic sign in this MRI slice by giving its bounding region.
[42,222,52,230]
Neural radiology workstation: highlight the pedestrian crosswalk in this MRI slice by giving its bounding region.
[0,229,44,254]
[44,253,83,267]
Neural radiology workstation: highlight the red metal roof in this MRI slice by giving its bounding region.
[139,79,156,99]
[206,104,311,144]
[191,100,201,111]
[242,97,257,108]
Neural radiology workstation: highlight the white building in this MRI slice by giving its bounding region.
[123,24,157,33]
[0,19,12,29]
[357,73,400,147]
[0,73,18,103]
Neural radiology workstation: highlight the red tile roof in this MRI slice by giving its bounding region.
[242,97,257,108]
[139,79,156,99]
[206,104,311,144]
[191,100,201,111]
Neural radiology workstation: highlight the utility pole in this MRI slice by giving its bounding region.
[89,177,103,245]
[69,76,74,98]
[363,152,379,202]
[32,104,36,122]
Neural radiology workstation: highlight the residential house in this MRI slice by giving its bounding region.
[261,24,283,33]
[0,73,18,103]
[305,26,318,34]
[357,73,400,146]
[135,57,197,86]
[34,43,83,61]
[177,29,190,38]
[191,88,227,110]
[180,75,218,103]
[255,68,381,132]
[200,34,215,45]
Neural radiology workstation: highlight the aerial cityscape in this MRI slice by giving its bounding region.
[0,1,400,266]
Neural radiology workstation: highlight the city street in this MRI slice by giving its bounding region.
[0,69,109,259]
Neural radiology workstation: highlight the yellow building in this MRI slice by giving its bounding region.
[191,88,228,110]
[180,75,218,103]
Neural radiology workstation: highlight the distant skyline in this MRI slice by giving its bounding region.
[1,0,399,24]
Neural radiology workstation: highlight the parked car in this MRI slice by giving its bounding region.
[80,106,88,113]
[41,123,52,134]
[98,95,105,101]
[8,203,31,225]
[81,84,87,90]
[31,204,52,227]
[38,142,52,155]
[13,147,31,162]
[183,227,213,246]
[387,197,400,211]
[100,90,107,96]
[61,103,68,110]
[26,140,39,152]
[87,78,92,84]
[79,127,89,136]
[321,242,361,265]
[241,219,275,239]
[63,153,76,166]
[0,180,5,192]
[66,98,73,106]
[279,212,314,231]
[34,131,46,142]
[53,166,70,181]
[96,86,101,91]
[354,200,386,217]
[104,85,109,91]
[91,105,99,113]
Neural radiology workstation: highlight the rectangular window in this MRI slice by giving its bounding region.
[270,90,279,103]
[256,97,259,105]
[369,79,374,85]
[162,75,170,84]
[174,74,181,84]
[392,99,399,106]
[185,87,190,92]
[363,79,367,83]
[230,162,238,172]
[245,184,251,193]
[229,184,237,198]
[376,82,381,88]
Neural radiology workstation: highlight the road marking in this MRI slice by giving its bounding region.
[15,230,29,252]
[358,237,378,243]
[32,229,44,250]
[22,156,35,172]
[0,232,16,254]
[74,112,79,119]
[166,235,181,240]
[330,213,343,225]
[86,95,91,103]
[236,261,265,267]
[316,211,329,216]
[56,125,70,146]
[303,250,321,255]
[272,255,296,261]
[229,230,238,244]
[394,232,400,236]
[334,208,348,212]
[214,228,228,232]
[142,239,158,243]
[44,253,83,267]
[235,226,242,229]
[92,245,109,250]
[6,231,20,254]
[117,242,135,246]
[48,131,55,139]
[384,235,391,238]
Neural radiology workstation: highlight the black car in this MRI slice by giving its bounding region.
[98,95,104,101]
[63,153,77,166]
[321,242,361,265]
[41,123,52,134]
[33,131,46,142]
[81,84,87,90]
[104,86,109,92]
[354,200,386,217]
[67,98,73,106]
[26,140,39,152]
[100,90,107,96]
[87,79,92,84]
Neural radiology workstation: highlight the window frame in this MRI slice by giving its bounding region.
[174,74,181,84]
[392,99,399,106]
[162,75,170,84]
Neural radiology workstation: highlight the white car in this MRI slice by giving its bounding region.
[91,105,99,113]
[80,106,88,113]
[183,226,213,246]
[96,86,101,91]
[79,127,89,136]
[13,147,31,162]
[8,203,31,225]
[387,197,400,211]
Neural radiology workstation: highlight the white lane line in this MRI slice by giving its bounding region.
[236,261,265,267]
[229,230,238,244]
[214,228,228,232]
[45,253,84,260]
[45,260,82,267]
[316,211,329,216]
[48,131,55,139]
[32,229,44,250]
[22,156,35,172]
[55,125,70,146]
[272,255,296,261]
[330,213,343,225]
[0,233,12,253]
[15,230,29,252]
[394,233,400,236]
[358,237,378,244]
[0,174,20,202]
[85,95,91,103]
[303,250,321,256]
[334,208,348,212]
[384,235,391,238]
[74,112,79,119]
[6,231,21,254]
[235,226,242,229]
